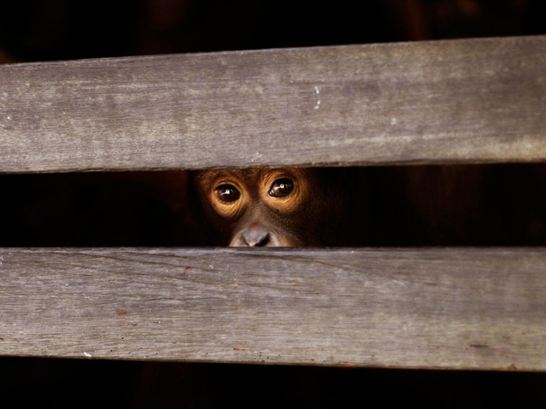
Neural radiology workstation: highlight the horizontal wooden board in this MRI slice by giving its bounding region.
[0,36,546,173]
[1,247,545,370]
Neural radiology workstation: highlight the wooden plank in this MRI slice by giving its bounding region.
[0,36,545,173]
[1,247,545,370]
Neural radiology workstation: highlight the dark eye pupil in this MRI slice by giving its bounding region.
[269,178,294,198]
[215,184,240,203]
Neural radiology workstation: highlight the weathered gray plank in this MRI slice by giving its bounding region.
[0,247,545,370]
[1,36,545,173]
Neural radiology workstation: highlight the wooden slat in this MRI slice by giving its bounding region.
[0,36,545,173]
[1,247,545,370]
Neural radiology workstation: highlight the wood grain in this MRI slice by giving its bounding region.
[1,247,545,370]
[1,36,545,173]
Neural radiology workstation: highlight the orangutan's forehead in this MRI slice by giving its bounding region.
[197,168,266,184]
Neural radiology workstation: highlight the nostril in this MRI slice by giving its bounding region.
[253,232,270,247]
[242,227,270,247]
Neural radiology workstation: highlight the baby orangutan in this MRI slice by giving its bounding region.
[194,168,343,247]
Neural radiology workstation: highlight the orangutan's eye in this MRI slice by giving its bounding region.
[268,178,294,198]
[215,184,241,203]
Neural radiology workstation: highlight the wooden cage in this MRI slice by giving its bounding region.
[0,35,545,372]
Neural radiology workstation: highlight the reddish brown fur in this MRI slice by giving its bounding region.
[193,168,343,247]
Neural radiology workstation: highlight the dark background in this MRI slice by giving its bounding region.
[0,0,545,62]
[1,1,546,408]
